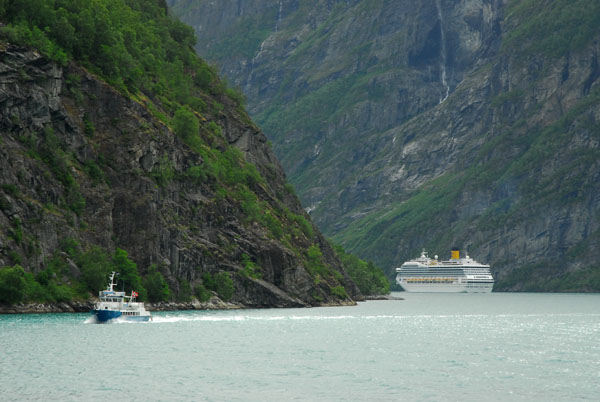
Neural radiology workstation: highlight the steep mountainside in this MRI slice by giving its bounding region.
[170,0,600,291]
[0,0,364,309]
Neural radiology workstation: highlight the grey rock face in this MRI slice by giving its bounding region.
[0,43,361,306]
[170,0,600,289]
[172,0,503,223]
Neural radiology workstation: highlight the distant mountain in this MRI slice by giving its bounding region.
[0,0,375,309]
[169,0,600,291]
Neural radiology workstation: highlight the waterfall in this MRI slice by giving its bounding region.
[251,38,268,70]
[435,0,450,103]
[251,1,283,70]
[275,0,283,32]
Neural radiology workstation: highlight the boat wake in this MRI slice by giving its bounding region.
[84,316,99,324]
[84,315,152,324]
[149,314,395,324]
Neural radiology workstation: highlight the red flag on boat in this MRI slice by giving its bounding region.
[132,291,138,297]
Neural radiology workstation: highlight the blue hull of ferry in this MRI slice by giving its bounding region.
[94,309,121,322]
[93,310,150,323]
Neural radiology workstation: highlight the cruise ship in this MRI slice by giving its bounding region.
[395,248,494,293]
[91,272,152,322]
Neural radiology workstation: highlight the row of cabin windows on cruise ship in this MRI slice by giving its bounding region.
[404,279,456,283]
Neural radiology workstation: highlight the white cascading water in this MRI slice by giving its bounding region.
[435,0,450,103]
[275,0,283,32]
[250,0,283,71]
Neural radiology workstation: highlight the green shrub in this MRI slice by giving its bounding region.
[66,184,86,215]
[330,285,348,299]
[332,243,390,295]
[151,155,175,187]
[176,278,192,302]
[288,212,314,239]
[214,272,234,301]
[47,281,74,303]
[60,238,81,259]
[78,247,113,293]
[206,121,222,137]
[24,272,51,301]
[46,254,70,278]
[83,116,95,137]
[187,165,207,182]
[306,245,328,277]
[173,106,200,147]
[0,22,68,65]
[112,248,146,300]
[1,184,19,196]
[225,86,246,107]
[262,212,283,239]
[194,63,215,90]
[143,266,171,302]
[84,160,104,185]
[284,183,296,195]
[202,272,234,301]
[194,283,212,302]
[8,250,22,264]
[240,254,262,279]
[0,265,26,304]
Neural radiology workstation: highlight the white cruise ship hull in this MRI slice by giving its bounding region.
[395,249,495,293]
[398,281,493,293]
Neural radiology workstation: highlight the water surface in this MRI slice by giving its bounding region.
[1,293,599,401]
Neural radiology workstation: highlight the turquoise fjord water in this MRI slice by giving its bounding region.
[1,293,599,401]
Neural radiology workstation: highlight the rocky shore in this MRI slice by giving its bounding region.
[0,296,361,315]
[0,297,246,314]
[363,294,404,301]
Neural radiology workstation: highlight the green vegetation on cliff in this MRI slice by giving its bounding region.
[0,239,168,303]
[168,0,600,292]
[0,0,373,306]
[503,0,600,59]
[331,243,390,295]
[333,85,600,291]
[0,0,217,105]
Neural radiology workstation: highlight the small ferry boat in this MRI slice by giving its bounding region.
[92,272,152,323]
[395,248,494,293]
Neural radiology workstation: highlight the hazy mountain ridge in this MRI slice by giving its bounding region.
[170,0,600,290]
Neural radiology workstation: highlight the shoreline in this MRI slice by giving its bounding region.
[0,298,244,314]
[363,294,404,301]
[0,294,396,314]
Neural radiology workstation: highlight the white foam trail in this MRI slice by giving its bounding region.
[149,314,409,324]
[290,315,355,320]
[89,313,582,325]
[84,316,149,324]
[151,315,249,323]
[84,316,98,324]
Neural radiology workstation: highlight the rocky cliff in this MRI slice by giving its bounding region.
[0,42,361,307]
[170,0,600,290]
